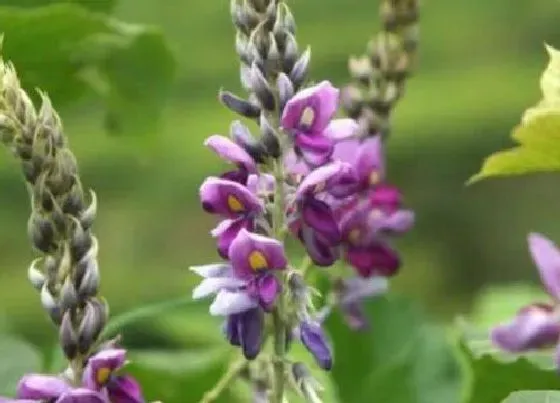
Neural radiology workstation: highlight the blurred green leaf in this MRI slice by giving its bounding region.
[461,338,560,403]
[0,0,116,13]
[0,335,42,395]
[502,391,560,403]
[0,3,174,136]
[127,347,238,403]
[325,296,464,403]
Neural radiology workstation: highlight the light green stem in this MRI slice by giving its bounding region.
[199,360,247,403]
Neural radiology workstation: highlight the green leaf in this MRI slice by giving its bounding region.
[0,4,174,136]
[127,347,238,403]
[0,335,42,395]
[461,339,560,403]
[502,391,560,403]
[325,296,464,403]
[0,0,116,13]
[469,45,560,183]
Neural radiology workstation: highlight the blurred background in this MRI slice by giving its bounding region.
[1,0,560,357]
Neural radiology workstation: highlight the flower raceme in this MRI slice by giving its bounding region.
[491,233,560,363]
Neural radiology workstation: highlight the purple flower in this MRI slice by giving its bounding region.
[223,308,264,359]
[281,81,358,166]
[334,276,389,330]
[298,321,333,370]
[83,349,144,403]
[205,135,257,184]
[288,162,358,266]
[200,177,264,258]
[0,374,108,403]
[331,137,385,190]
[491,233,560,359]
[191,229,287,314]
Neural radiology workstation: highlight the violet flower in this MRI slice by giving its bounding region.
[289,161,357,266]
[205,135,257,185]
[223,308,264,360]
[281,81,358,167]
[83,348,144,403]
[200,176,264,258]
[491,233,560,361]
[298,321,333,370]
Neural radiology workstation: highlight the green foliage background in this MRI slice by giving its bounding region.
[1,0,560,402]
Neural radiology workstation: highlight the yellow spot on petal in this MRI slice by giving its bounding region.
[348,229,361,245]
[369,171,381,186]
[301,107,315,127]
[96,367,111,385]
[249,250,268,271]
[227,195,245,213]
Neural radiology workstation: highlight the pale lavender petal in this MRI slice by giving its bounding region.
[295,133,333,167]
[17,374,70,400]
[491,304,560,352]
[210,290,258,316]
[55,388,108,403]
[83,348,126,390]
[247,174,275,195]
[339,277,389,305]
[369,210,415,235]
[295,162,344,200]
[211,218,250,259]
[229,229,287,278]
[323,118,359,140]
[106,375,144,403]
[192,276,247,300]
[528,233,560,300]
[284,150,311,176]
[205,135,257,173]
[368,184,402,212]
[355,136,385,183]
[189,263,232,278]
[200,177,263,218]
[341,302,370,331]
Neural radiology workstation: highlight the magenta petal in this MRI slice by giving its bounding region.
[200,177,263,218]
[205,135,257,173]
[255,274,280,311]
[211,218,250,259]
[368,185,402,213]
[283,150,311,176]
[528,233,560,300]
[345,244,400,277]
[17,374,70,400]
[300,226,338,267]
[295,162,345,199]
[295,133,334,167]
[301,199,340,244]
[356,136,385,183]
[229,229,287,278]
[54,388,108,403]
[323,118,359,140]
[107,375,144,403]
[83,348,126,390]
[331,139,360,164]
[491,304,560,352]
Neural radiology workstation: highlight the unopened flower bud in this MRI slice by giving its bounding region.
[299,321,333,370]
[219,90,261,119]
[59,311,78,360]
[249,63,275,111]
[27,259,45,290]
[277,72,294,113]
[289,47,311,90]
[259,114,280,158]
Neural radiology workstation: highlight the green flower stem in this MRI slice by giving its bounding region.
[199,359,248,403]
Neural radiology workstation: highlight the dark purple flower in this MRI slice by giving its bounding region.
[200,177,264,258]
[224,308,264,360]
[205,135,257,184]
[491,233,560,359]
[281,81,358,166]
[298,321,333,370]
[83,349,144,403]
[191,229,287,314]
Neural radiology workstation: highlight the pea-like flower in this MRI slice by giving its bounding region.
[205,135,257,185]
[298,320,333,371]
[289,161,357,266]
[281,81,358,167]
[200,176,264,258]
[491,233,560,360]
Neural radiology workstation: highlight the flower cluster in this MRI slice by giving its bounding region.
[491,233,560,361]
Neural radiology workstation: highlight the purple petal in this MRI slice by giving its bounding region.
[255,274,281,311]
[210,290,258,316]
[247,174,275,195]
[301,199,340,244]
[327,163,359,199]
[211,218,251,259]
[300,226,339,267]
[224,315,241,346]
[200,177,263,218]
[323,118,359,140]
[17,374,70,400]
[54,388,108,403]
[295,133,333,167]
[295,162,346,200]
[229,229,287,278]
[83,348,126,390]
[299,321,333,370]
[190,263,231,278]
[528,233,560,300]
[281,81,339,134]
[192,275,247,300]
[369,209,415,235]
[331,139,360,164]
[283,150,311,176]
[238,308,264,360]
[106,375,144,403]
[491,304,560,352]
[355,137,385,184]
[205,135,257,173]
[345,243,400,278]
[368,185,402,213]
